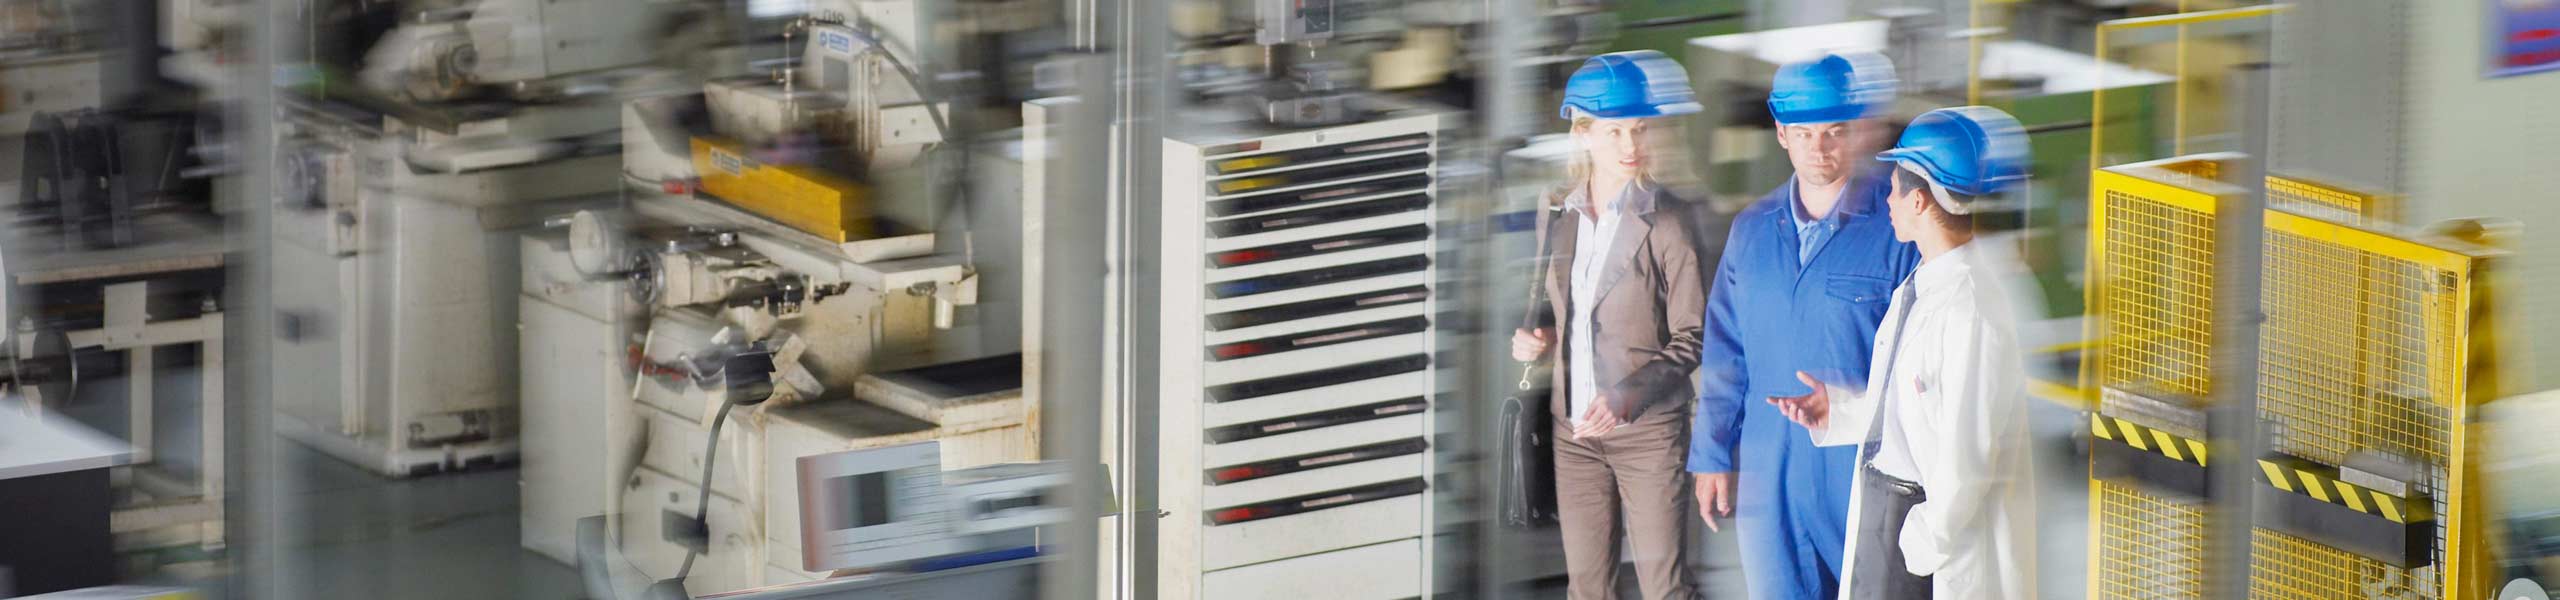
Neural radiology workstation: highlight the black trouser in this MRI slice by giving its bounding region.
[1851,462,1932,600]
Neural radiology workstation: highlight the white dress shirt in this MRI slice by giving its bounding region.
[1809,241,2038,600]
[1566,180,1644,426]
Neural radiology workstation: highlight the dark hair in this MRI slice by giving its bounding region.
[1892,166,1976,233]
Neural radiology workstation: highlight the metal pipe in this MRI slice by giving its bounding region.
[2206,60,2274,600]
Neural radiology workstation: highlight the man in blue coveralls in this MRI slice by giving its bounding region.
[1688,51,1921,600]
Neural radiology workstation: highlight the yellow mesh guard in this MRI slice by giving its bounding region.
[2252,530,2436,599]
[2252,209,2487,600]
[2092,481,2209,599]
[2267,175,2390,224]
[2084,158,2233,599]
[2083,161,2501,600]
[2085,165,2225,402]
[2256,211,2462,466]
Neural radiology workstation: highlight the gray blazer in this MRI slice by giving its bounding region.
[1525,183,1711,424]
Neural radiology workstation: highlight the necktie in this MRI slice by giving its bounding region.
[1859,283,1921,463]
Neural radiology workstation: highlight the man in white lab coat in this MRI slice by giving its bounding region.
[1767,106,2037,600]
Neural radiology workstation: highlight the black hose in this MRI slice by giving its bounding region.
[672,400,738,581]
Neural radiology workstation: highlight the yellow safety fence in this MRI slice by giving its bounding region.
[2082,155,2506,600]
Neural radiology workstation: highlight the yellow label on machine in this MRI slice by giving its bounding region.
[689,137,875,242]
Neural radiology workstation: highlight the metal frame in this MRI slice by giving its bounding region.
[15,279,229,549]
[2088,5,2289,170]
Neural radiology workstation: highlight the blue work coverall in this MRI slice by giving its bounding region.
[1687,168,1920,600]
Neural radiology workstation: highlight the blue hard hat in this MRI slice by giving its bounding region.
[1559,50,1704,120]
[1876,106,2031,199]
[1768,51,1897,125]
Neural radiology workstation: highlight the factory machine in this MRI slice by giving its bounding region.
[509,1,1043,595]
[268,0,668,477]
[677,442,1079,600]
[0,0,235,567]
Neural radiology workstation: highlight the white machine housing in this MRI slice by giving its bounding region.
[359,0,664,101]
[515,180,1030,594]
[270,103,623,478]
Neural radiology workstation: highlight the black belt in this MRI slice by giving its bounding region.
[1864,462,1926,499]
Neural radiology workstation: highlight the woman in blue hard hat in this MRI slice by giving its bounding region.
[1511,49,1711,600]
[1768,106,2039,599]
[1685,51,1920,600]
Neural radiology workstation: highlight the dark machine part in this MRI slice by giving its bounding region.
[684,341,779,406]
[102,0,176,111]
[722,279,806,310]
[15,109,219,249]
[17,112,127,246]
[309,0,407,81]
[3,330,127,407]
[1260,57,1368,128]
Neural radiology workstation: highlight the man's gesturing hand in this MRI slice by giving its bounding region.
[1768,371,1832,432]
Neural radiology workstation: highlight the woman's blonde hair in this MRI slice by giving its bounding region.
[1565,113,1602,189]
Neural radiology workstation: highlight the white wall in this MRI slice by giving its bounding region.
[2403,0,2560,392]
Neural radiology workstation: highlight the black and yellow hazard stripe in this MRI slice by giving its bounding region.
[2089,413,2211,466]
[2253,454,2437,568]
[2255,455,2432,524]
[2087,413,2210,498]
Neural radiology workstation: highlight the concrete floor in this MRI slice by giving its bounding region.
[54,366,583,599]
[1497,398,2090,599]
[266,443,584,599]
[49,362,2087,599]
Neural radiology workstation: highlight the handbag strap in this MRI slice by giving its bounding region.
[1519,185,1569,380]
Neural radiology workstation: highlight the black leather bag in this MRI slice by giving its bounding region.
[1499,363,1558,529]
[1500,201,1563,530]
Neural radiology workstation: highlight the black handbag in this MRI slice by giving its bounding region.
[1499,362,1558,529]
[1499,199,1563,530]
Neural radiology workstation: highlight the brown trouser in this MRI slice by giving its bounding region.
[1554,410,1696,600]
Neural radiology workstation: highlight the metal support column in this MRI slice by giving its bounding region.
[1108,1,1171,598]
[2205,60,2273,600]
[1034,53,1116,600]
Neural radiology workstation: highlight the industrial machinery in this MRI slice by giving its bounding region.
[269,0,669,477]
[642,442,1077,600]
[507,1,1038,595]
[1154,110,1444,598]
[2080,155,2511,600]
[516,199,1016,594]
[0,0,231,568]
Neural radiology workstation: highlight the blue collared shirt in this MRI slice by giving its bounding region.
[1787,179,1847,267]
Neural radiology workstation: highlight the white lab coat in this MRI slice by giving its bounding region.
[1810,242,2037,599]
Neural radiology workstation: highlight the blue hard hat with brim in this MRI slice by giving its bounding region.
[1560,50,1705,120]
[1769,51,1898,125]
[1877,106,2031,198]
